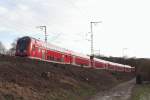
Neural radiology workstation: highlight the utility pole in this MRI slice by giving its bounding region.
[37,26,47,43]
[90,21,102,56]
[37,26,48,60]
[89,21,102,68]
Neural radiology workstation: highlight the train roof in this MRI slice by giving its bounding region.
[94,57,132,68]
[94,58,108,63]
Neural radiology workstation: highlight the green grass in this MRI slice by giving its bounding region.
[4,94,14,100]
[45,83,97,100]
[130,84,150,100]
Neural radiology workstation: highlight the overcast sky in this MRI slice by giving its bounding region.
[0,0,150,58]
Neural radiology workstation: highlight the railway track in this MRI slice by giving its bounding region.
[89,78,135,100]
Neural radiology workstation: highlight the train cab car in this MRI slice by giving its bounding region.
[15,36,31,56]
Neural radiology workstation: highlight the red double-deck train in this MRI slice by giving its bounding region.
[15,36,135,72]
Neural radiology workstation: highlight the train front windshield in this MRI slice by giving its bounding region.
[17,37,30,55]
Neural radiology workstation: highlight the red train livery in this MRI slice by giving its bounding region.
[15,36,135,72]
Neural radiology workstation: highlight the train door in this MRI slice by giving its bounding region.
[64,55,69,64]
[64,55,72,64]
[31,44,36,57]
[36,47,42,58]
[35,47,39,58]
[42,49,45,60]
[68,55,72,64]
[61,55,65,63]
[72,55,75,65]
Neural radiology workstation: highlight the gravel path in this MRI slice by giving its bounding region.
[89,78,135,100]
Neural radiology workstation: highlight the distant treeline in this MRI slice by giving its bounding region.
[95,55,150,81]
[95,55,138,67]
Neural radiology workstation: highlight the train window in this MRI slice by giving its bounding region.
[57,58,61,62]
[47,56,54,61]
[54,57,57,61]
[50,56,54,60]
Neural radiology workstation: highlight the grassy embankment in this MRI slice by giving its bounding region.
[0,55,134,100]
[130,84,150,100]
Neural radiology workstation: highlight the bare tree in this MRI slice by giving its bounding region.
[0,42,6,54]
[8,39,18,55]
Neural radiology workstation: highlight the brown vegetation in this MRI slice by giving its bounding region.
[0,55,134,100]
